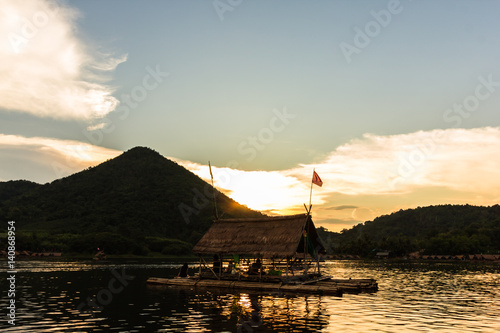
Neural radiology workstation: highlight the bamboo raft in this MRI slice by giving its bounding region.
[146,275,378,296]
[153,214,378,297]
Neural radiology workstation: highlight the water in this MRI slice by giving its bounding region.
[1,259,498,332]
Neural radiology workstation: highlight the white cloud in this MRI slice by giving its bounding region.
[2,127,499,230]
[301,127,500,197]
[0,134,121,183]
[0,0,126,121]
[177,127,500,228]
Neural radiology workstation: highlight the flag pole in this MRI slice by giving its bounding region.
[309,168,314,208]
[209,161,219,220]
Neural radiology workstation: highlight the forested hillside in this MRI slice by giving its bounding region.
[0,147,263,255]
[2,148,498,257]
[318,204,500,256]
[0,180,41,202]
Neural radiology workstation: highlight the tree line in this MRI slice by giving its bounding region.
[317,204,500,256]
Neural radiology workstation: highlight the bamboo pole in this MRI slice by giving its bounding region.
[259,256,262,282]
[303,232,307,274]
[286,257,289,277]
[209,161,219,219]
[219,253,222,279]
[309,168,315,207]
[201,256,219,280]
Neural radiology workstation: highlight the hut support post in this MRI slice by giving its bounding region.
[201,256,219,280]
[285,257,289,277]
[199,256,202,276]
[219,253,222,279]
[259,256,262,282]
[304,235,308,275]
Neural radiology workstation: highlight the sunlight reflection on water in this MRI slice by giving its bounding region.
[0,259,498,332]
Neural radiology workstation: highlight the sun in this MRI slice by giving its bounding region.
[176,161,314,214]
[216,170,306,212]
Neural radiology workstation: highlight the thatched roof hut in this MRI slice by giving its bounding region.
[192,214,326,258]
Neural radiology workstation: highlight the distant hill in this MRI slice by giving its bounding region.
[320,204,500,256]
[0,180,41,202]
[3,148,499,257]
[0,147,263,255]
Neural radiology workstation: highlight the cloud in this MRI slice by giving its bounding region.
[324,205,358,211]
[177,127,500,230]
[2,127,499,231]
[0,0,126,121]
[301,127,500,198]
[0,134,121,183]
[316,218,359,226]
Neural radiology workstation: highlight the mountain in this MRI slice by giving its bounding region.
[0,147,263,255]
[320,204,500,256]
[0,180,41,202]
[3,148,498,256]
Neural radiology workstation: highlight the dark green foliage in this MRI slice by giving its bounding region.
[316,227,341,253]
[145,236,192,255]
[16,231,147,255]
[0,180,41,202]
[319,204,500,256]
[0,147,263,255]
[4,147,498,257]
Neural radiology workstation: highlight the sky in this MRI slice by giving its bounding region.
[1,0,500,231]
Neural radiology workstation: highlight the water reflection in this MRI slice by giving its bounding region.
[0,259,498,332]
[148,287,331,332]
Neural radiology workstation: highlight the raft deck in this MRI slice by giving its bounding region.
[146,276,378,296]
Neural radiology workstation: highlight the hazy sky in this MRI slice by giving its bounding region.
[2,0,500,231]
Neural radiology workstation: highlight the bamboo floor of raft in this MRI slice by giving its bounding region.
[146,276,378,296]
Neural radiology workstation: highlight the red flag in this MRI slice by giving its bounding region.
[312,171,323,187]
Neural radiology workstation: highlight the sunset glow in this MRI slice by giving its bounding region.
[175,126,500,230]
[2,126,500,231]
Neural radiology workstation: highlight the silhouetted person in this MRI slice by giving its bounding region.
[249,258,262,275]
[213,255,221,272]
[178,263,188,278]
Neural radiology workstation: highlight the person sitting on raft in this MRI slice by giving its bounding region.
[178,263,189,278]
[248,258,262,275]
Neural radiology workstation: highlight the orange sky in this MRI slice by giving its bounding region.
[1,127,500,232]
[174,127,500,231]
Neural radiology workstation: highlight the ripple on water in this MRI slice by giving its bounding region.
[0,259,498,332]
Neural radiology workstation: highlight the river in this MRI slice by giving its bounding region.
[1,259,498,332]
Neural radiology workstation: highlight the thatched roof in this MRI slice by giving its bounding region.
[192,214,326,258]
